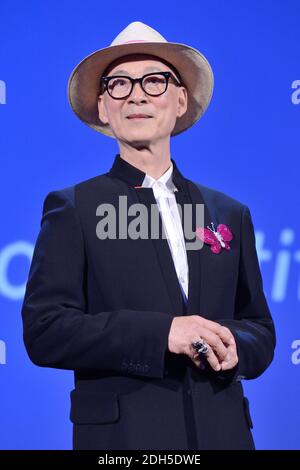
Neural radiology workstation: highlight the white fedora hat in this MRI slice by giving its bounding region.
[68,21,214,137]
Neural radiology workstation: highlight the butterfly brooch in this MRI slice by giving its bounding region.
[196,222,233,254]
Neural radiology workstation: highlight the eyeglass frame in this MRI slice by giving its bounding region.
[100,71,182,100]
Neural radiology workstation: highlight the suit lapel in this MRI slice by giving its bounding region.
[182,182,214,316]
[135,187,185,315]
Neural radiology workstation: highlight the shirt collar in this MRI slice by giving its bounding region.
[141,162,178,193]
[108,153,188,193]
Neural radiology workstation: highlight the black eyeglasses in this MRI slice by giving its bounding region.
[100,71,182,99]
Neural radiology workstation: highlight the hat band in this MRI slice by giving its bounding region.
[122,40,149,44]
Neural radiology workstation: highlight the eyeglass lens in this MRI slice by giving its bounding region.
[107,74,168,98]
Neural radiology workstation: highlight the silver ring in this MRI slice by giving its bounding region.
[191,339,209,355]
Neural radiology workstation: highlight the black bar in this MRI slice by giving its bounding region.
[0,450,299,465]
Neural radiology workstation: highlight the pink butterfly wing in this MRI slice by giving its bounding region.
[196,227,221,253]
[210,243,222,254]
[217,224,233,242]
[196,227,216,244]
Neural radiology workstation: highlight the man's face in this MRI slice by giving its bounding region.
[97,54,188,146]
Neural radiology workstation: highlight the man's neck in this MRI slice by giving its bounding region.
[118,139,172,180]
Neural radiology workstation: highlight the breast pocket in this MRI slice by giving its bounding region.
[70,390,120,424]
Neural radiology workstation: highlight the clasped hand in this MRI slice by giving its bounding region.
[168,315,238,371]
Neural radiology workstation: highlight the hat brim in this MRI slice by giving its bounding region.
[68,41,214,137]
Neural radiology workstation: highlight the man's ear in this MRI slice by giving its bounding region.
[176,87,188,118]
[97,95,109,124]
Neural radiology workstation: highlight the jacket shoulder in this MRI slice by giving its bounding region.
[190,180,247,212]
[43,172,112,208]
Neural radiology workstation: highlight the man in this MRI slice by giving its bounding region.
[21,21,276,450]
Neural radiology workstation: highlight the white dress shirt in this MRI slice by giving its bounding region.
[141,162,189,300]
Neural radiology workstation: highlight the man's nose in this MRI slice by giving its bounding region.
[129,81,148,101]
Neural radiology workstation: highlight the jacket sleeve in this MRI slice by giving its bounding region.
[216,204,276,381]
[21,190,174,379]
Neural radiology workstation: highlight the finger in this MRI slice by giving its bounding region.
[220,326,236,346]
[211,324,233,347]
[220,356,239,370]
[190,351,204,370]
[198,328,228,362]
[196,317,234,346]
[189,347,207,370]
[204,347,221,371]
[220,345,238,370]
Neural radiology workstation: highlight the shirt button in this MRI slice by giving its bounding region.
[187,389,192,395]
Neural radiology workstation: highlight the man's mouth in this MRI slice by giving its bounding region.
[127,114,152,120]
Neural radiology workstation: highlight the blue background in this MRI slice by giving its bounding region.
[0,0,299,450]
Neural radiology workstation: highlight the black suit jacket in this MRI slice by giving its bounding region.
[21,154,276,450]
